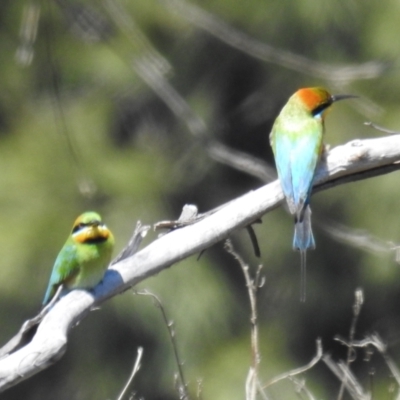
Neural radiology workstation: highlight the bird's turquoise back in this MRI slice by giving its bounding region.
[270,102,324,218]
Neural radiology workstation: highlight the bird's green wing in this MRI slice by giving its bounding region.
[271,128,295,211]
[42,243,80,305]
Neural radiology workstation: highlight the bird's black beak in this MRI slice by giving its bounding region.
[331,94,358,103]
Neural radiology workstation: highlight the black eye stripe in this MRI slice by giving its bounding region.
[72,221,103,234]
[312,100,333,117]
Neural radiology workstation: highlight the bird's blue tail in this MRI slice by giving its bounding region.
[293,205,315,251]
[293,205,315,302]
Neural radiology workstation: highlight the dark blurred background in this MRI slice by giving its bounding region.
[1,0,400,398]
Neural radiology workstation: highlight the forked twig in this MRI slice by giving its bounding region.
[322,355,369,400]
[112,221,150,264]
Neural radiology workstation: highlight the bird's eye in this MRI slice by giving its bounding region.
[72,222,87,233]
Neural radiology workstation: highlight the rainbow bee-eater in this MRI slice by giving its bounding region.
[43,211,114,306]
[270,87,356,301]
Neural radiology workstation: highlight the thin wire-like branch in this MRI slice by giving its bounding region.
[1,134,400,391]
[337,288,364,400]
[159,0,388,83]
[365,121,400,135]
[322,355,369,400]
[262,339,323,389]
[116,347,143,400]
[224,240,262,400]
[136,290,189,400]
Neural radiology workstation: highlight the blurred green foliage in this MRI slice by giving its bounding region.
[1,0,400,399]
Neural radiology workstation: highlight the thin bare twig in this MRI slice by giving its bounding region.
[136,290,190,400]
[365,121,400,135]
[154,204,199,231]
[112,221,150,265]
[322,354,369,400]
[262,339,323,389]
[224,239,263,400]
[337,288,364,400]
[116,347,143,400]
